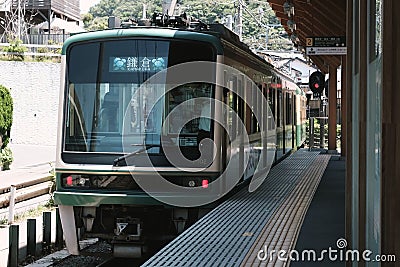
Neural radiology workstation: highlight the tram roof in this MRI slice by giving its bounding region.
[61,27,224,55]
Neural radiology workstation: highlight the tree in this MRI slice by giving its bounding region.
[82,0,293,51]
[0,84,13,149]
[0,1,40,43]
[83,0,163,30]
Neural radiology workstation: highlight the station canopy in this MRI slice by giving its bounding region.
[267,0,346,73]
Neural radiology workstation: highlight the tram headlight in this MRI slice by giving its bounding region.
[181,177,211,189]
[164,176,212,188]
[79,177,87,186]
[62,174,89,187]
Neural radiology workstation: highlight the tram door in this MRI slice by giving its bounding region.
[268,83,277,161]
[285,91,293,153]
[224,72,249,182]
[293,93,297,148]
[276,79,284,160]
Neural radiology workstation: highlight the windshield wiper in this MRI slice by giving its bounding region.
[113,144,160,167]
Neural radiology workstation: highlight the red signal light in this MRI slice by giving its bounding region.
[66,176,73,186]
[309,71,325,94]
[202,179,209,189]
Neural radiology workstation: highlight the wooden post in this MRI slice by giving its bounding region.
[341,56,347,157]
[42,212,52,253]
[345,1,353,264]
[382,0,400,260]
[27,219,37,257]
[328,64,338,152]
[8,185,16,224]
[55,208,64,250]
[8,224,19,267]
[358,0,368,261]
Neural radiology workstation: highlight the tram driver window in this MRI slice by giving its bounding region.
[99,87,119,132]
[164,83,212,146]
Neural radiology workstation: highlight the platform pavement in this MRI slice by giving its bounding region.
[0,144,55,189]
[142,149,330,267]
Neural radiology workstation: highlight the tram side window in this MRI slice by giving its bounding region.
[277,90,282,128]
[286,92,292,125]
[238,78,245,135]
[226,75,244,141]
[249,83,262,134]
[230,77,238,140]
[293,95,297,126]
[164,83,212,136]
[257,84,262,132]
[268,87,275,117]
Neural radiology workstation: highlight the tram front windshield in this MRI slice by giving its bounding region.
[64,39,215,156]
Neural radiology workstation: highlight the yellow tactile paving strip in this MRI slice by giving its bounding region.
[240,154,331,267]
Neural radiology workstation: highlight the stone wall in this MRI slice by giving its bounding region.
[0,61,61,146]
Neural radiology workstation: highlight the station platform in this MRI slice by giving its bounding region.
[142,149,345,266]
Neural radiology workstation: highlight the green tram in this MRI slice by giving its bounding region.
[54,18,306,258]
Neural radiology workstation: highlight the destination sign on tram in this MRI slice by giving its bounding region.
[110,56,168,73]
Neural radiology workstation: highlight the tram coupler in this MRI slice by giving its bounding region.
[114,217,141,241]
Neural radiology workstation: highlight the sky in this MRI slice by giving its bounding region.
[80,0,101,14]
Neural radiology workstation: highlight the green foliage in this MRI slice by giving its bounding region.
[181,0,235,24]
[48,162,56,199]
[36,46,49,61]
[4,38,27,61]
[47,40,62,55]
[84,0,162,30]
[86,17,109,31]
[83,0,293,51]
[0,84,13,149]
[0,146,13,170]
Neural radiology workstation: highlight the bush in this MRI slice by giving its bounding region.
[36,46,49,61]
[4,38,27,61]
[0,84,13,149]
[0,146,13,170]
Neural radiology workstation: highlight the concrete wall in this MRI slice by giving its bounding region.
[0,61,61,146]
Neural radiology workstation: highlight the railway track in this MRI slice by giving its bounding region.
[96,257,147,267]
[47,239,158,267]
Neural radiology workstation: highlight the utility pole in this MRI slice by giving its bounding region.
[162,0,177,16]
[226,15,233,31]
[237,0,243,40]
[142,4,147,19]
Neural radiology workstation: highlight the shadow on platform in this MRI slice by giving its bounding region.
[291,155,345,266]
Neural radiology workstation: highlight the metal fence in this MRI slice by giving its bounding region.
[0,34,69,45]
[0,43,62,59]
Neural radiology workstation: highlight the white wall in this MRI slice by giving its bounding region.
[0,61,61,146]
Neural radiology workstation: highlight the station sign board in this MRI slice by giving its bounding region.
[306,47,347,55]
[306,37,346,47]
[306,36,347,55]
